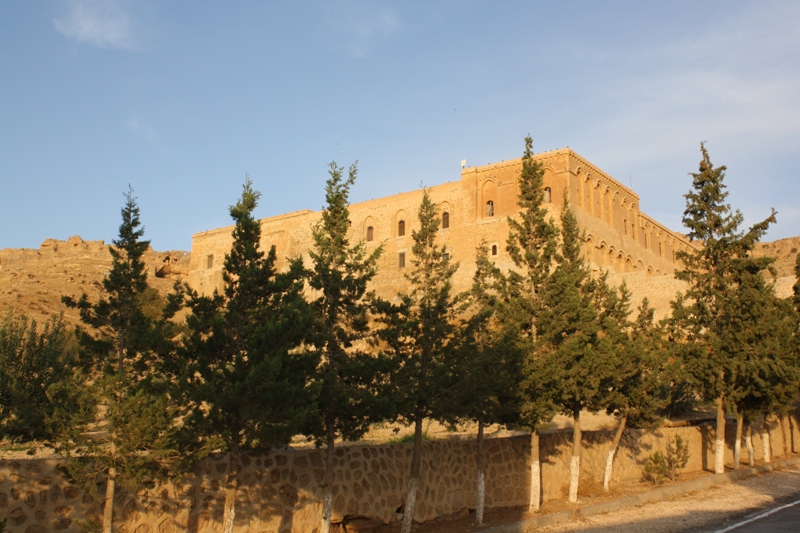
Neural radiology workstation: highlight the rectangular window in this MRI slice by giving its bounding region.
[398,252,405,268]
[443,253,450,260]
[206,254,214,268]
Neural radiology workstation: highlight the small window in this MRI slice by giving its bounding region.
[398,220,405,237]
[398,252,406,269]
[659,242,663,257]
[491,245,498,256]
[442,212,450,229]
[206,254,214,268]
[367,226,374,242]
[544,187,552,203]
[443,252,450,260]
[623,219,628,235]
[486,200,494,217]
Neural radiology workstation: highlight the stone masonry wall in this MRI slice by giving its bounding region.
[4,416,797,532]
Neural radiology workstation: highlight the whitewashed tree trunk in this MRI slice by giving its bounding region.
[320,427,336,533]
[714,397,725,474]
[476,471,485,524]
[529,431,540,512]
[320,492,332,533]
[103,467,116,533]
[734,415,743,470]
[568,413,581,503]
[401,477,418,533]
[761,421,771,464]
[223,447,240,533]
[780,415,790,458]
[603,416,627,491]
[223,485,236,533]
[746,421,755,466]
[401,415,424,533]
[475,419,485,525]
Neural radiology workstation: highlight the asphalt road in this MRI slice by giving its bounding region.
[712,499,800,533]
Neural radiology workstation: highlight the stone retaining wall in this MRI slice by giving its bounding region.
[2,416,796,532]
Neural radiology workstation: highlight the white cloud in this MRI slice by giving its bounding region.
[323,2,401,58]
[54,0,136,50]
[125,116,159,147]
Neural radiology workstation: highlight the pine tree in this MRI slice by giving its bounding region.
[674,144,776,474]
[600,297,669,490]
[177,178,317,533]
[444,240,522,524]
[503,136,560,511]
[304,162,389,533]
[373,190,460,533]
[59,188,180,533]
[726,260,799,467]
[534,203,604,503]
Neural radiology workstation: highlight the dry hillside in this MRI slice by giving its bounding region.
[0,235,190,330]
[1,235,798,331]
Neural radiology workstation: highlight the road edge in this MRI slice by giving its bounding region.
[482,455,800,533]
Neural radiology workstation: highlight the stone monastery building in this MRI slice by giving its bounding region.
[189,148,695,316]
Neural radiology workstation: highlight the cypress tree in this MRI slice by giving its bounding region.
[177,178,317,533]
[674,144,776,474]
[373,190,460,533]
[535,202,603,503]
[503,136,560,511]
[304,162,388,533]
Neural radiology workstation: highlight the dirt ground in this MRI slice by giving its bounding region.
[368,463,800,533]
[369,469,713,533]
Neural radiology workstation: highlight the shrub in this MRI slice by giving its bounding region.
[388,432,432,444]
[645,435,690,484]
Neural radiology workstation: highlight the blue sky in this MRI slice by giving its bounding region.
[2,0,799,251]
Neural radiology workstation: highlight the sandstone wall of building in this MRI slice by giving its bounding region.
[4,417,796,533]
[188,149,696,315]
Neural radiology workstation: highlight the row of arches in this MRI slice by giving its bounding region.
[585,235,666,276]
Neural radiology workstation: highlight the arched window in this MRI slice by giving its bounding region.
[441,212,449,229]
[486,200,494,217]
[544,187,552,203]
[491,245,498,256]
[398,220,405,237]
[366,226,374,242]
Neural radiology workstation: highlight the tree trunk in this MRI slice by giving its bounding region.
[714,397,725,474]
[760,417,771,464]
[320,423,336,533]
[745,420,755,466]
[734,415,743,470]
[475,418,485,525]
[529,431,540,512]
[603,416,627,491]
[401,413,424,533]
[568,412,581,503]
[779,414,790,458]
[790,413,797,454]
[102,466,116,533]
[222,441,240,533]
